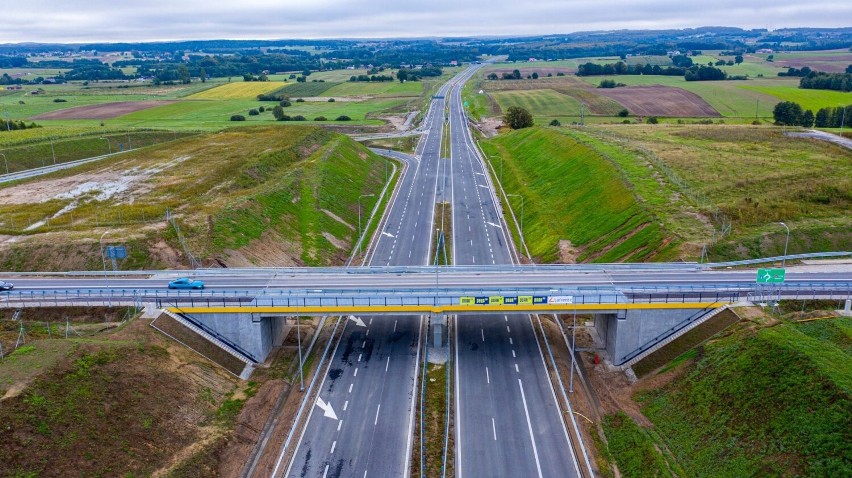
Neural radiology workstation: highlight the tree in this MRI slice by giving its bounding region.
[618,109,629,117]
[800,109,815,127]
[773,101,800,125]
[549,119,560,126]
[531,72,539,79]
[512,69,521,80]
[178,65,191,84]
[487,72,498,80]
[646,116,659,124]
[397,69,408,83]
[272,105,285,120]
[248,109,259,116]
[336,115,351,121]
[734,55,744,65]
[280,99,291,107]
[199,67,207,83]
[504,106,534,129]
[230,114,246,121]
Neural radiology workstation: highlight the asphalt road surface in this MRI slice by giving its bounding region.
[445,66,582,477]
[282,73,458,478]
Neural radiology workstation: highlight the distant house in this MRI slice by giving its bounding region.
[450,60,458,66]
[757,48,774,54]
[666,50,681,57]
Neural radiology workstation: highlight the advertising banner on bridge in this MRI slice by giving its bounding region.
[457,295,572,306]
[547,295,574,304]
[460,296,475,305]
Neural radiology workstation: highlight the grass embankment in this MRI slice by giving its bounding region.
[590,125,852,260]
[601,412,677,478]
[0,125,396,270]
[0,130,194,174]
[635,316,852,477]
[0,316,241,478]
[412,363,452,478]
[480,126,678,263]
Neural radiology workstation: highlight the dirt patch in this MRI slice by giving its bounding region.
[321,208,354,230]
[772,54,852,73]
[219,230,303,267]
[471,117,502,138]
[594,85,721,117]
[558,239,579,264]
[32,100,176,120]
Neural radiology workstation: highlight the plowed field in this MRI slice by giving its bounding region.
[594,86,720,117]
[32,100,175,119]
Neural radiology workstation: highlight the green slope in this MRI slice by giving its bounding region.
[481,126,676,263]
[638,317,852,477]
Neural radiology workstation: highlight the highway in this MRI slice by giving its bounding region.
[447,66,582,476]
[280,71,456,478]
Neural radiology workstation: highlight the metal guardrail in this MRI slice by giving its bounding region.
[1,251,848,277]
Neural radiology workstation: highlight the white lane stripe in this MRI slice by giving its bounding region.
[358,353,362,362]
[481,328,485,342]
[492,417,497,441]
[344,400,349,411]
[509,337,513,345]
[331,440,337,454]
[486,366,490,384]
[507,325,511,333]
[348,383,353,393]
[323,465,329,478]
[354,368,358,377]
[515,363,519,373]
[518,379,544,478]
[337,420,343,431]
[512,350,516,358]
[386,356,390,372]
[374,404,381,425]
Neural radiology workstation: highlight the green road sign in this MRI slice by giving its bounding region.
[756,268,786,284]
[463,101,469,107]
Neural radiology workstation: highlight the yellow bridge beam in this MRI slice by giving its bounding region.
[168,301,729,315]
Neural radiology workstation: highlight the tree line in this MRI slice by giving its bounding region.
[798,69,852,93]
[773,101,850,128]
[576,61,727,81]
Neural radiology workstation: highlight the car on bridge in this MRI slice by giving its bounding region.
[0,280,13,291]
[167,278,204,290]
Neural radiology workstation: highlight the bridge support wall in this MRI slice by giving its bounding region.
[596,307,711,366]
[193,313,286,362]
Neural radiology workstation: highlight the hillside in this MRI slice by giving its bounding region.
[634,315,852,477]
[0,125,396,270]
[480,126,678,263]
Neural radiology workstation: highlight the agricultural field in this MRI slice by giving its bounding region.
[490,89,582,121]
[766,49,852,73]
[187,81,287,99]
[0,126,396,270]
[739,84,852,112]
[322,80,423,97]
[274,81,338,97]
[593,86,720,117]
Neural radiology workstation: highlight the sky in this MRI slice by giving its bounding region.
[1,0,850,44]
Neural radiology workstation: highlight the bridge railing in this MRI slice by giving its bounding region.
[3,282,849,309]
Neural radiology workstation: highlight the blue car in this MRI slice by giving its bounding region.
[167,277,205,290]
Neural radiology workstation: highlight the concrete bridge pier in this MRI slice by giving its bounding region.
[593,307,715,366]
[187,312,288,363]
[428,313,448,364]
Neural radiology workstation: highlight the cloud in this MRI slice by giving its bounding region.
[1,0,850,43]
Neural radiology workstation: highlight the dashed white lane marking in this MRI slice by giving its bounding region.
[331,440,337,454]
[337,420,343,431]
[358,353,362,362]
[515,363,520,373]
[509,337,513,345]
[343,400,349,411]
[361,340,366,348]
[354,368,358,377]
[348,383,353,393]
[481,328,485,342]
[374,404,381,425]
[512,350,516,358]
[507,325,511,333]
[386,356,391,372]
[486,366,490,384]
[492,417,497,441]
[323,464,329,478]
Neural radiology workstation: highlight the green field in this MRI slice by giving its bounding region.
[638,316,852,477]
[273,81,338,97]
[589,124,852,260]
[480,127,677,262]
[490,89,582,122]
[322,80,423,97]
[739,84,852,112]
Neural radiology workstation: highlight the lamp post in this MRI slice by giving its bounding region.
[100,137,112,154]
[778,222,790,268]
[507,193,525,255]
[358,194,375,255]
[1,152,8,175]
[126,133,132,150]
[49,137,56,165]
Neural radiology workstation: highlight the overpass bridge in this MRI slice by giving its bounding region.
[2,257,850,365]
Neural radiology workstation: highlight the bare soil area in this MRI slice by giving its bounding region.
[594,85,721,117]
[32,100,176,120]
[772,54,852,73]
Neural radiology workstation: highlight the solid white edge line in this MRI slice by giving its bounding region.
[518,379,545,478]
[403,314,424,478]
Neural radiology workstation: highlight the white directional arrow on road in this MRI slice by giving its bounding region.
[315,397,338,420]
[382,231,396,238]
[486,222,501,228]
[349,315,366,327]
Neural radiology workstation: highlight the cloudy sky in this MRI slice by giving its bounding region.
[1,1,850,43]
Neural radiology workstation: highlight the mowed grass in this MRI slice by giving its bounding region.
[638,317,852,477]
[187,81,287,99]
[481,127,676,263]
[739,84,852,112]
[322,80,423,97]
[491,89,581,121]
